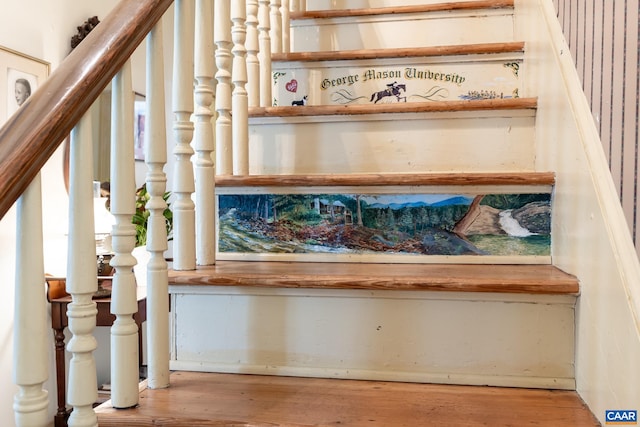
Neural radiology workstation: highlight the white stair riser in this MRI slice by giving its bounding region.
[274,56,522,106]
[248,112,535,174]
[291,11,515,51]
[171,289,576,389]
[307,0,485,10]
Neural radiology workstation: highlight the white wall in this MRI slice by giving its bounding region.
[0,1,179,422]
[552,0,640,258]
[0,0,120,424]
[515,1,640,424]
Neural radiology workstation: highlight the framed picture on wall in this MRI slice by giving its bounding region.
[0,45,49,124]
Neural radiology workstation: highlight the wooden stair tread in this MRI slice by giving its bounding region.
[249,97,537,118]
[214,171,555,187]
[95,371,599,426]
[273,42,525,63]
[291,0,514,20]
[169,262,578,295]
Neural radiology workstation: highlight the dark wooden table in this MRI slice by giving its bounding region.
[49,285,147,427]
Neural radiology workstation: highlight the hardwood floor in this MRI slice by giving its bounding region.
[95,371,600,426]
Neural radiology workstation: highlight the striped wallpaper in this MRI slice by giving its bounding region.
[553,0,640,256]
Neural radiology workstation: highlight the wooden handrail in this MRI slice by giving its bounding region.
[0,0,174,220]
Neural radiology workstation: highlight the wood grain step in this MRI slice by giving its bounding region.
[272,42,525,63]
[95,371,599,426]
[214,171,555,188]
[250,97,537,118]
[169,262,578,295]
[290,0,514,20]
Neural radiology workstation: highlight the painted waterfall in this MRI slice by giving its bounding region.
[217,193,551,258]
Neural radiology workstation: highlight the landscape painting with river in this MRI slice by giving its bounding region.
[217,192,551,257]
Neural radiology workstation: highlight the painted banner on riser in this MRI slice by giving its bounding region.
[216,192,551,259]
[273,60,521,106]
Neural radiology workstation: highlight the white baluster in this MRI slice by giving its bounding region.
[110,62,140,409]
[13,174,50,427]
[246,0,261,107]
[281,0,290,53]
[195,0,217,264]
[215,0,233,174]
[145,22,170,389]
[232,0,249,174]
[270,0,283,54]
[66,112,99,426]
[172,0,196,269]
[290,0,302,12]
[258,0,272,106]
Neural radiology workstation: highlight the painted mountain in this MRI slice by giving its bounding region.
[217,193,551,257]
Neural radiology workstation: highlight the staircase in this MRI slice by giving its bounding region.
[6,0,639,426]
[163,0,571,375]
[99,0,594,424]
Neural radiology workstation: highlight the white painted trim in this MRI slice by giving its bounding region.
[169,360,576,390]
[169,285,577,304]
[215,252,551,264]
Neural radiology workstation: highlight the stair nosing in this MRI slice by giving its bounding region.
[249,98,537,118]
[168,262,578,295]
[272,42,525,63]
[290,0,515,21]
[214,172,555,188]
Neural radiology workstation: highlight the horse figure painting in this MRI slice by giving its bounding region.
[370,82,407,103]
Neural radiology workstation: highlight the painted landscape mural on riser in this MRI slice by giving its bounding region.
[218,193,551,256]
[274,61,521,106]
